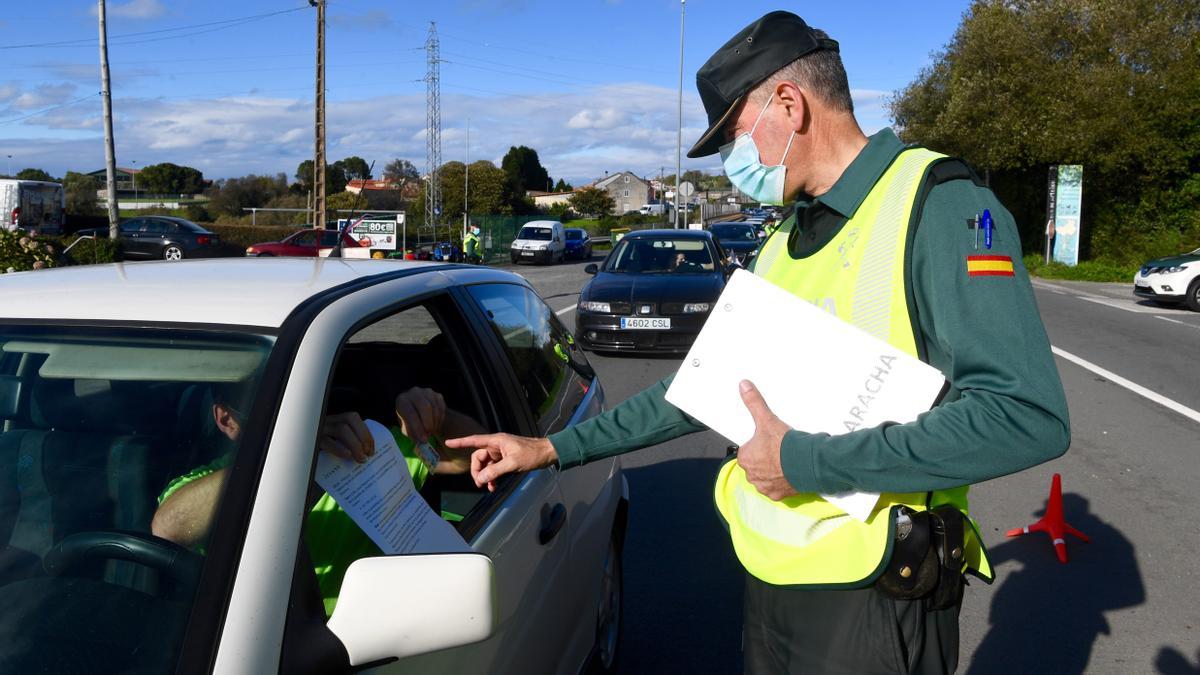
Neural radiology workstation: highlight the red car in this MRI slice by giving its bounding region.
[245,229,365,257]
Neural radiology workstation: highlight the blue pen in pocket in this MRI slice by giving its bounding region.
[982,209,993,250]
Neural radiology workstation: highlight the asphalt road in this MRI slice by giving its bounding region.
[510,257,1200,675]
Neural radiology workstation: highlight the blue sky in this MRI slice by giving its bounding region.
[0,1,971,184]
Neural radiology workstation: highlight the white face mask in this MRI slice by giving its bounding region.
[718,93,796,206]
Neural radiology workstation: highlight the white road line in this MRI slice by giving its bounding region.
[1077,296,1169,315]
[1051,345,1200,425]
[1155,315,1200,331]
[555,304,575,317]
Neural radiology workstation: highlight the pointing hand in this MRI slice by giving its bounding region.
[444,433,558,492]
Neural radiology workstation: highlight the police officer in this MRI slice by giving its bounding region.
[448,11,1069,674]
[463,224,482,264]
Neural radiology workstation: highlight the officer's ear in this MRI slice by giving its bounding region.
[774,80,810,135]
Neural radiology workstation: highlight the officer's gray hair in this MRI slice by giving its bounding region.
[750,29,854,114]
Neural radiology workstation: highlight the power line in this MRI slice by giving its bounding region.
[0,93,100,126]
[0,5,309,50]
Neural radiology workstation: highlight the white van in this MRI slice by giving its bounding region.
[0,179,65,235]
[510,220,566,265]
[638,202,666,216]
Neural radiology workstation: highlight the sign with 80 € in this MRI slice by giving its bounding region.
[349,218,398,250]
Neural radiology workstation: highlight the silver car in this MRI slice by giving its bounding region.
[0,258,626,673]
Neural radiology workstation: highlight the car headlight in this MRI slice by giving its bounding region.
[682,303,710,313]
[579,301,611,313]
[1160,265,1188,273]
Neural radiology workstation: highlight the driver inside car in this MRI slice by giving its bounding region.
[151,385,486,614]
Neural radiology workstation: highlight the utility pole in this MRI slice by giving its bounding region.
[311,0,326,230]
[424,22,442,242]
[97,0,120,238]
[675,0,686,229]
[463,117,469,242]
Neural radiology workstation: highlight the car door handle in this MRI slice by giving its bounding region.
[538,502,566,545]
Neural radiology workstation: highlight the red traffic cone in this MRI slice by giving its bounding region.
[1006,473,1089,563]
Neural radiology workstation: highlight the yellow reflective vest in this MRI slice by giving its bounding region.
[714,147,992,587]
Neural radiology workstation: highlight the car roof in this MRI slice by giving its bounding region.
[0,258,516,329]
[564,227,587,234]
[520,220,561,228]
[621,229,712,240]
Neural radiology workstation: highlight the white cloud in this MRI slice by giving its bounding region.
[566,108,626,130]
[1,83,78,113]
[90,0,166,20]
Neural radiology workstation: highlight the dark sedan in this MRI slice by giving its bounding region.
[709,222,761,265]
[78,216,221,261]
[576,229,729,354]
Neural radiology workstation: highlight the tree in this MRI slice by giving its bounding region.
[16,168,55,182]
[207,174,290,218]
[62,171,98,215]
[138,163,205,195]
[295,160,348,194]
[553,178,573,192]
[889,0,1200,261]
[383,158,420,184]
[568,187,615,218]
[338,156,371,181]
[434,160,518,218]
[501,146,552,194]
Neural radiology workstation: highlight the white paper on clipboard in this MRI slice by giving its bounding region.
[665,269,947,521]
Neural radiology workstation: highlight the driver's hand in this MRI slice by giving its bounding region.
[395,387,446,444]
[319,412,374,463]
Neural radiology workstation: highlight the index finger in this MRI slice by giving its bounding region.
[446,434,498,450]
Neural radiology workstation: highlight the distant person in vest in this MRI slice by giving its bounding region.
[463,224,482,264]
[447,11,1069,675]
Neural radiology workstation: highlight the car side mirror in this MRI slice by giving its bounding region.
[327,554,496,665]
[584,263,599,275]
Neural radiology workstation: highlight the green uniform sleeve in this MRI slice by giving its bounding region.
[779,179,1070,494]
[549,374,707,468]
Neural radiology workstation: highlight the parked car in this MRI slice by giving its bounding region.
[576,229,730,353]
[0,258,625,673]
[638,202,666,216]
[1134,247,1200,311]
[510,220,566,265]
[246,228,363,257]
[564,228,593,260]
[0,179,64,234]
[77,216,220,261]
[708,222,761,265]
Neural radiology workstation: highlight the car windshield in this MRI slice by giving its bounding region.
[519,227,553,241]
[0,325,274,673]
[710,224,757,241]
[565,230,583,240]
[605,238,714,274]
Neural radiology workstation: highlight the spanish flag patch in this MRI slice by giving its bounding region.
[966,255,1014,277]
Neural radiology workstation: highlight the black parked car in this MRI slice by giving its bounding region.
[708,222,760,265]
[575,229,730,354]
[78,216,221,261]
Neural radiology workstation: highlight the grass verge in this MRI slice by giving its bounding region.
[1023,254,1138,283]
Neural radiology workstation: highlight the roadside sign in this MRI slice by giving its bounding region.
[1049,165,1083,266]
[350,218,398,250]
[678,181,695,198]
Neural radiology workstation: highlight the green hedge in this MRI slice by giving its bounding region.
[1023,254,1139,283]
[0,229,60,273]
[205,223,298,256]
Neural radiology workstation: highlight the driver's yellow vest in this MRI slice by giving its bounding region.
[714,147,993,587]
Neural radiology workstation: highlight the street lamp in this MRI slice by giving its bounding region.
[132,160,138,208]
[5,155,11,177]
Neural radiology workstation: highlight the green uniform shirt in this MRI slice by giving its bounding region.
[159,426,430,616]
[549,128,1069,495]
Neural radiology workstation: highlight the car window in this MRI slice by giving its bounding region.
[606,238,715,273]
[467,283,589,435]
[565,230,582,241]
[518,227,553,241]
[119,219,142,235]
[292,231,318,246]
[711,224,756,241]
[140,220,170,235]
[0,325,274,673]
[297,298,497,618]
[319,230,341,247]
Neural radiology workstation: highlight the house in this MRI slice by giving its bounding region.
[347,178,419,200]
[593,171,651,214]
[527,190,574,209]
[87,167,140,195]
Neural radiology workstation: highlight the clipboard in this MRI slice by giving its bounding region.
[665,269,946,521]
